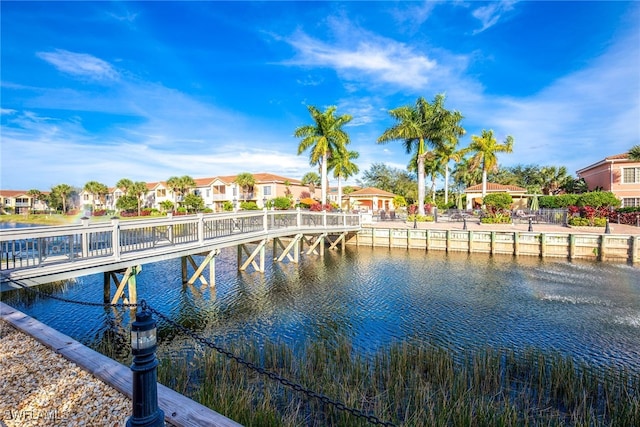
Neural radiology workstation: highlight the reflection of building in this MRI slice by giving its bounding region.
[346,187,396,213]
[576,152,640,208]
[464,183,527,210]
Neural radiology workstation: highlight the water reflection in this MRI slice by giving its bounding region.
[6,246,640,372]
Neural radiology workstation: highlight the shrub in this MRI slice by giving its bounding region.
[273,196,293,210]
[92,209,107,216]
[240,201,259,210]
[539,194,580,208]
[484,193,512,212]
[407,214,434,222]
[576,191,620,208]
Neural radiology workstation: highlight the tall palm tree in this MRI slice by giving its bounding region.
[130,181,148,216]
[629,145,640,161]
[327,147,359,210]
[377,94,464,215]
[295,105,352,207]
[51,183,72,214]
[435,141,465,204]
[464,129,514,198]
[234,172,256,202]
[116,178,133,194]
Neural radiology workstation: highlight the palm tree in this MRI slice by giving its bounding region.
[130,181,148,216]
[84,181,109,210]
[629,145,640,161]
[452,157,482,191]
[464,129,514,198]
[327,147,359,210]
[435,141,464,204]
[295,105,352,207]
[167,175,196,207]
[234,172,256,202]
[27,189,43,212]
[116,178,133,194]
[377,94,464,215]
[301,171,321,198]
[540,166,571,195]
[51,183,72,214]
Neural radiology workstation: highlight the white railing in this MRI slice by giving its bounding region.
[0,210,361,274]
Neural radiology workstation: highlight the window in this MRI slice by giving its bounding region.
[206,189,211,197]
[156,189,166,197]
[622,167,640,184]
[622,198,640,208]
[264,186,272,196]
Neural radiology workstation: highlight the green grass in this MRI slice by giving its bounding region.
[150,337,640,426]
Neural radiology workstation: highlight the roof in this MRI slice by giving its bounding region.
[348,187,396,197]
[0,190,30,198]
[576,152,639,174]
[465,183,527,193]
[213,173,303,185]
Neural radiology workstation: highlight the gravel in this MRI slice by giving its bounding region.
[0,322,131,426]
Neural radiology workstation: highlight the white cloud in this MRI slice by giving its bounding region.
[37,49,119,82]
[281,28,437,90]
[472,1,518,34]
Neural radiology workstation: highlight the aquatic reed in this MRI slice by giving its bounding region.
[154,337,639,426]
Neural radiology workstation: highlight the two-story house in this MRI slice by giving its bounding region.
[576,152,640,207]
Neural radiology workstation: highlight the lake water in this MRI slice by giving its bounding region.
[3,240,640,372]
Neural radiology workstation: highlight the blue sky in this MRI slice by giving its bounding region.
[1,1,639,191]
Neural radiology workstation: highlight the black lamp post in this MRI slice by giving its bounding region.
[605,218,611,234]
[127,302,164,427]
[463,216,467,231]
[413,216,417,229]
[528,216,533,232]
[263,196,267,209]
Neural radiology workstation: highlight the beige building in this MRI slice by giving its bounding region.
[464,183,528,210]
[347,187,397,213]
[0,190,49,214]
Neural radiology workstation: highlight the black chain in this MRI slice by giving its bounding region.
[2,277,138,309]
[2,276,396,426]
[148,306,396,426]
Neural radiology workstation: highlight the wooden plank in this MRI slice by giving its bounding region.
[0,302,242,427]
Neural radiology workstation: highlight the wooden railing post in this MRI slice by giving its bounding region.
[263,209,269,232]
[81,217,90,258]
[111,217,121,261]
[197,213,204,245]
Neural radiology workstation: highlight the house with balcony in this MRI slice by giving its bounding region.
[0,190,50,214]
[576,152,640,207]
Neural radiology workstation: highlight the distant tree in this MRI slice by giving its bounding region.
[378,94,464,215]
[116,195,138,211]
[51,183,72,213]
[328,147,359,210]
[84,181,109,210]
[358,163,417,204]
[301,171,321,196]
[463,129,514,198]
[234,172,256,202]
[540,166,571,195]
[159,200,174,213]
[183,193,205,212]
[295,105,352,207]
[116,178,134,193]
[167,175,196,206]
[452,157,482,191]
[628,145,640,161]
[130,181,148,216]
[27,189,44,211]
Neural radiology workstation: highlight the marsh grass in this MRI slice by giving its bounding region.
[153,337,639,426]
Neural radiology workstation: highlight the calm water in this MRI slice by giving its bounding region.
[3,241,640,371]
